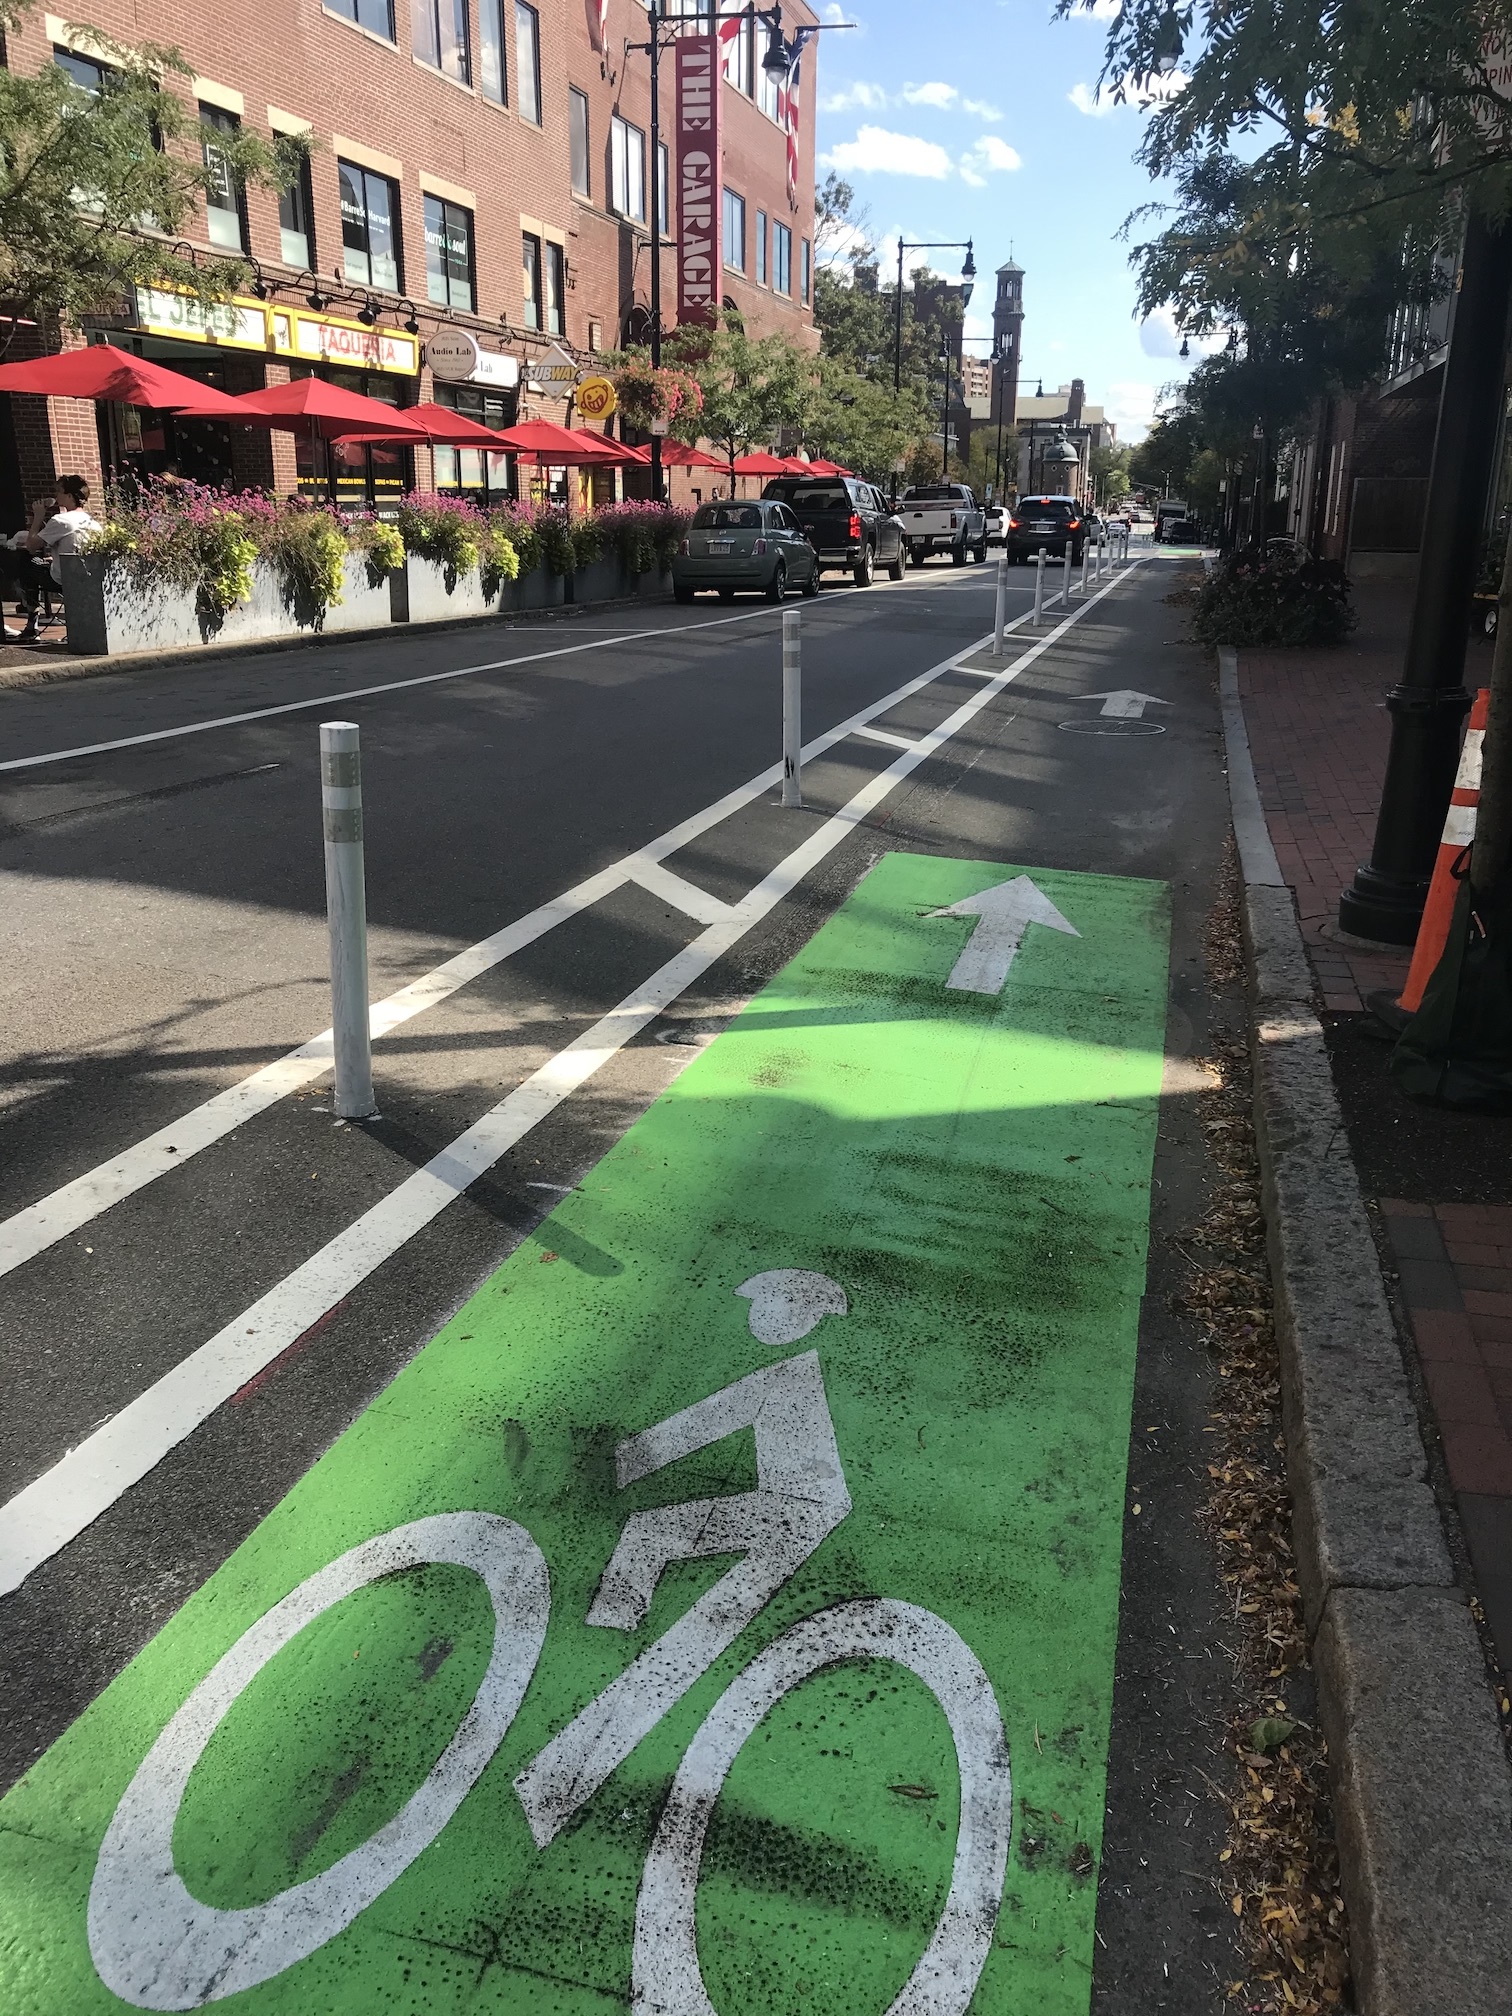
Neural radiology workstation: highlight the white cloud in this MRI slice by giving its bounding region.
[959,133,1022,183]
[822,2,849,20]
[822,125,954,178]
[1068,69,1190,115]
[902,80,958,109]
[820,80,888,112]
[1104,381,1160,440]
[962,97,1003,121]
[1074,0,1125,17]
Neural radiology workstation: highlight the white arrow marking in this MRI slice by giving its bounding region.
[1080,689,1171,720]
[927,876,1080,995]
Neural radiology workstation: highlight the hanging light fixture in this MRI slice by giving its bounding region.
[1179,333,1190,359]
[1153,6,1184,76]
[960,241,976,309]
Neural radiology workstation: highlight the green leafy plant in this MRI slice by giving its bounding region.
[479,521,520,598]
[570,516,605,570]
[261,509,347,623]
[1190,546,1355,649]
[395,495,482,579]
[536,510,575,579]
[349,516,406,578]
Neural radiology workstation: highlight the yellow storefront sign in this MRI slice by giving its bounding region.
[574,375,617,420]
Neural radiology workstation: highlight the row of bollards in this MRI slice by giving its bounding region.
[319,528,1141,1108]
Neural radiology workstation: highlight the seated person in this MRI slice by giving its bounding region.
[1,495,56,640]
[8,475,100,641]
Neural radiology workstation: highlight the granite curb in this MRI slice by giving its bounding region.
[1219,647,1512,2014]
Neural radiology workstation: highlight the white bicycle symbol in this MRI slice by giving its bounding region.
[89,1271,1013,2013]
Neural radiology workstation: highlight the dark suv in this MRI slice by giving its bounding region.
[1004,495,1088,565]
[761,475,905,586]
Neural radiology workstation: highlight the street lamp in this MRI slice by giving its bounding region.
[1152,6,1184,76]
[893,237,974,395]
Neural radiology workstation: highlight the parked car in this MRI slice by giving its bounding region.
[898,483,988,567]
[672,499,819,603]
[984,503,1008,546]
[1152,499,1190,543]
[761,475,904,585]
[1003,495,1089,565]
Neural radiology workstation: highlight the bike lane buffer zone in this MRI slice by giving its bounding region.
[0,851,1171,2016]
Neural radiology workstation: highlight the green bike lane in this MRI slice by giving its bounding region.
[0,850,1169,2014]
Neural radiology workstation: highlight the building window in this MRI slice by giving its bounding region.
[755,209,767,285]
[432,382,517,493]
[424,193,474,311]
[801,236,811,304]
[324,0,394,40]
[514,1,540,124]
[413,0,470,83]
[54,44,110,90]
[200,106,246,253]
[773,220,792,295]
[657,142,669,234]
[758,63,781,122]
[522,231,543,328]
[611,115,645,221]
[339,160,400,291]
[479,0,506,102]
[722,187,745,272]
[722,14,753,94]
[279,154,315,269]
[545,240,565,336]
[570,87,590,196]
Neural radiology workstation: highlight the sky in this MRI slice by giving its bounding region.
[808,0,1214,442]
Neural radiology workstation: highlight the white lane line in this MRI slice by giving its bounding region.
[0,563,1141,1595]
[0,572,975,775]
[624,860,735,925]
[850,726,919,752]
[0,584,1070,1281]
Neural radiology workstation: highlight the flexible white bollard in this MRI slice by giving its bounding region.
[1063,543,1074,605]
[1080,537,1091,595]
[1033,545,1047,624]
[320,721,376,1120]
[991,550,1008,656]
[782,607,802,807]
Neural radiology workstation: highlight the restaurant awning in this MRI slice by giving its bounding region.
[491,419,639,465]
[0,344,249,415]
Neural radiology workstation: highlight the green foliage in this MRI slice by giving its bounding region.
[570,516,604,568]
[805,355,925,483]
[395,496,481,577]
[0,2,312,332]
[1190,545,1355,648]
[661,317,814,472]
[348,517,406,576]
[261,509,346,618]
[1127,411,1207,496]
[536,510,575,578]
[903,439,944,487]
[479,522,520,596]
[1088,442,1133,503]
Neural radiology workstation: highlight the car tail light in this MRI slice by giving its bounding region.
[1067,517,1081,530]
[949,513,958,529]
[847,512,862,540]
[678,537,690,555]
[1008,516,1021,530]
[754,537,768,555]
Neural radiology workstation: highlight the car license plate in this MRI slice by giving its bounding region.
[707,539,733,554]
[1031,521,1055,532]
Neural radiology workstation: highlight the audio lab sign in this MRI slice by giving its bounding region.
[675,33,722,327]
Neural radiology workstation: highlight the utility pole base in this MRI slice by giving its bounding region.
[1338,865,1433,947]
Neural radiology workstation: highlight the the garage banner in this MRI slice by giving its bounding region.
[675,33,722,327]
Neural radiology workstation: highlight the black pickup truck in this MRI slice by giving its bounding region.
[761,475,905,586]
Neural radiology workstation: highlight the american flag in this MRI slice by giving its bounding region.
[717,5,744,78]
[780,27,817,204]
[596,0,609,53]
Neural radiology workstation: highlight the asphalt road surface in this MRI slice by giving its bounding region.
[0,544,1247,2014]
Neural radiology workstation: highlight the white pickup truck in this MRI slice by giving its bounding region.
[899,483,988,567]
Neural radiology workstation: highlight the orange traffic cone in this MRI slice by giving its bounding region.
[1397,687,1489,1014]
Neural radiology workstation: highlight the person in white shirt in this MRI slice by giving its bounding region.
[8,475,100,642]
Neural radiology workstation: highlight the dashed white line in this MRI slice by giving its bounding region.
[0,561,1142,1594]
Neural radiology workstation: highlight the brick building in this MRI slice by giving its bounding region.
[0,0,818,521]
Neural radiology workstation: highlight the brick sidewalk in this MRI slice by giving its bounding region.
[1236,595,1510,1681]
[1380,1201,1512,1675]
[1238,581,1493,1012]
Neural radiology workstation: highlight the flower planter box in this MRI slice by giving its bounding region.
[403,556,512,626]
[635,568,674,599]
[60,552,394,656]
[567,555,631,606]
[510,564,567,611]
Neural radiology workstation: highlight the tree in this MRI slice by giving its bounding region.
[0,4,310,343]
[1088,442,1132,503]
[658,317,813,486]
[1127,409,1206,496]
[806,355,922,483]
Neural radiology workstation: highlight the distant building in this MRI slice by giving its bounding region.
[1013,380,1117,500]
[961,355,993,418]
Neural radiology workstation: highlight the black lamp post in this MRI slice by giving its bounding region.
[893,237,974,395]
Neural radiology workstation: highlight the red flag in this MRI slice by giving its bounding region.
[782,32,815,203]
[596,0,609,53]
[717,5,744,80]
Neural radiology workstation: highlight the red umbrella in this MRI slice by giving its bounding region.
[405,401,512,446]
[227,377,432,440]
[491,418,637,465]
[0,343,249,415]
[802,459,850,476]
[731,451,793,476]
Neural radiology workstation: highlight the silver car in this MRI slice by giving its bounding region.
[673,500,820,603]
